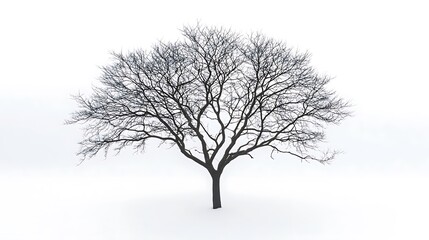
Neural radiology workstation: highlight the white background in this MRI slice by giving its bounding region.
[1,0,428,239]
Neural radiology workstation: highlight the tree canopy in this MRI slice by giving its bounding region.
[69,25,350,208]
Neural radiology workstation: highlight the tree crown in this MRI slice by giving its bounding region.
[68,25,350,172]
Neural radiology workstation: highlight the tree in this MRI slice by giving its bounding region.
[68,25,349,209]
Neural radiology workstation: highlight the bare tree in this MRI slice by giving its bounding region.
[68,25,349,209]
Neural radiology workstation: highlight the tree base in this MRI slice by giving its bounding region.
[212,174,222,209]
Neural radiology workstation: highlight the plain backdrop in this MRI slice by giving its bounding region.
[1,0,428,239]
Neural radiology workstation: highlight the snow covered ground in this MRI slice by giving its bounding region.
[1,161,428,240]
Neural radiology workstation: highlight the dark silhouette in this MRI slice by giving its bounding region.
[68,25,350,209]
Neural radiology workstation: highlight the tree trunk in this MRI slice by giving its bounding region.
[211,173,222,209]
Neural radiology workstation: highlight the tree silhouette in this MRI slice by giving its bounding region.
[68,25,350,209]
